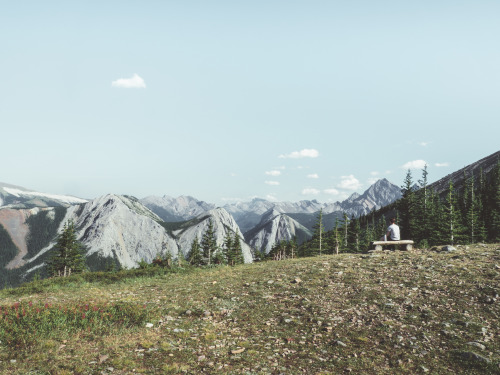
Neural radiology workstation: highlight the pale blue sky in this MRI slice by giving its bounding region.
[1,1,499,205]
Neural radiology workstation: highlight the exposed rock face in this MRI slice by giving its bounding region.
[245,208,312,254]
[224,199,326,233]
[66,194,180,269]
[140,195,215,222]
[175,208,253,263]
[337,178,402,216]
[6,196,252,278]
[0,182,87,209]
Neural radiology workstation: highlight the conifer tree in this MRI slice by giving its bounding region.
[399,169,416,240]
[443,180,464,245]
[231,231,244,265]
[46,220,86,277]
[332,217,341,255]
[223,232,233,265]
[342,212,349,250]
[311,209,324,256]
[414,164,430,246]
[188,237,203,266]
[488,160,500,241]
[201,219,217,265]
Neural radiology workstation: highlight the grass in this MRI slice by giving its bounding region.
[0,243,499,374]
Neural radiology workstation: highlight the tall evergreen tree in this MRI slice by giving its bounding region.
[399,169,416,240]
[188,237,203,266]
[311,209,324,256]
[232,231,244,265]
[443,180,464,245]
[201,219,217,265]
[487,160,500,241]
[46,220,86,277]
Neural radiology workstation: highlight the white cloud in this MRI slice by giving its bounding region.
[265,194,278,201]
[337,175,362,190]
[324,188,340,195]
[435,162,450,167]
[307,173,319,179]
[265,181,280,186]
[402,160,427,170]
[302,188,320,195]
[419,141,430,147]
[279,149,319,159]
[265,170,281,176]
[111,73,146,88]
[370,171,379,176]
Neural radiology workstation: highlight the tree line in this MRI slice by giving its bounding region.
[268,160,500,259]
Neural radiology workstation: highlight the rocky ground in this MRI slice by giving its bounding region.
[0,243,499,374]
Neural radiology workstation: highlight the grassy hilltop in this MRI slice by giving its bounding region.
[0,244,499,374]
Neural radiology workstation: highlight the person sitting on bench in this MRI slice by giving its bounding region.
[386,218,400,241]
[384,218,400,250]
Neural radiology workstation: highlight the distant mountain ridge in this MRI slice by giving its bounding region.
[428,150,500,195]
[0,182,87,208]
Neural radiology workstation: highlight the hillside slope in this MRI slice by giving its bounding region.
[0,244,498,374]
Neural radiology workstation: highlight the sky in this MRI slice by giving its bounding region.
[1,1,499,205]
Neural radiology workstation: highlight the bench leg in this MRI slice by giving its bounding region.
[405,244,413,251]
[375,245,383,251]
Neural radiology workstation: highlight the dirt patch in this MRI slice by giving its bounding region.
[0,209,30,269]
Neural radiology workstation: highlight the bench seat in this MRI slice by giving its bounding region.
[371,240,414,251]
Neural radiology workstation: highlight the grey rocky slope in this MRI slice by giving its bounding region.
[245,208,312,254]
[140,195,215,222]
[173,208,253,263]
[1,195,253,285]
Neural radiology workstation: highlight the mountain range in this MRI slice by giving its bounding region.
[2,149,497,287]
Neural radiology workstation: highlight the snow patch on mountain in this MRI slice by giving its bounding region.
[3,187,87,205]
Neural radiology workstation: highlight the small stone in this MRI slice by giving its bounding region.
[145,323,154,328]
[334,340,347,347]
[203,311,211,317]
[185,310,192,316]
[197,355,206,361]
[10,360,16,364]
[420,366,429,372]
[231,348,245,354]
[292,277,302,284]
[466,342,486,351]
[442,245,457,252]
[267,280,274,284]
[457,351,491,364]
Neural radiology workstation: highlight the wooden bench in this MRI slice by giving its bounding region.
[372,240,414,251]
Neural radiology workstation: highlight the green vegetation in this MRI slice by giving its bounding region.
[298,160,500,255]
[46,220,86,277]
[0,244,498,374]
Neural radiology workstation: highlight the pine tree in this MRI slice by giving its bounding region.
[311,209,324,256]
[342,212,349,250]
[46,220,86,277]
[223,232,233,265]
[332,218,341,255]
[414,164,430,246]
[487,160,500,241]
[201,219,217,265]
[399,169,416,240]
[231,231,244,265]
[188,237,203,266]
[443,180,464,245]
